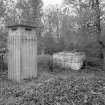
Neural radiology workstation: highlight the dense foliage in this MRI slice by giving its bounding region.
[0,0,104,55]
[1,76,105,105]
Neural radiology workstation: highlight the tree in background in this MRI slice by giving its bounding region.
[1,0,105,69]
[40,0,105,70]
[0,0,42,48]
[4,0,42,25]
[90,0,105,70]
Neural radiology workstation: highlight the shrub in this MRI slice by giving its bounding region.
[37,54,53,72]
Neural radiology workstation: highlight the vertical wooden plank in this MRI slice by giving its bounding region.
[28,30,37,78]
[34,31,37,77]
[21,29,28,79]
[12,32,14,80]
[8,30,14,80]
[31,33,34,77]
[28,32,30,77]
[17,28,21,82]
[7,31,10,80]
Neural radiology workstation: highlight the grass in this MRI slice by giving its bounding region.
[0,54,105,98]
[0,53,104,85]
[0,64,104,89]
[0,56,105,105]
[0,71,105,105]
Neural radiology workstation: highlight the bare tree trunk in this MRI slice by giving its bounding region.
[91,0,105,70]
